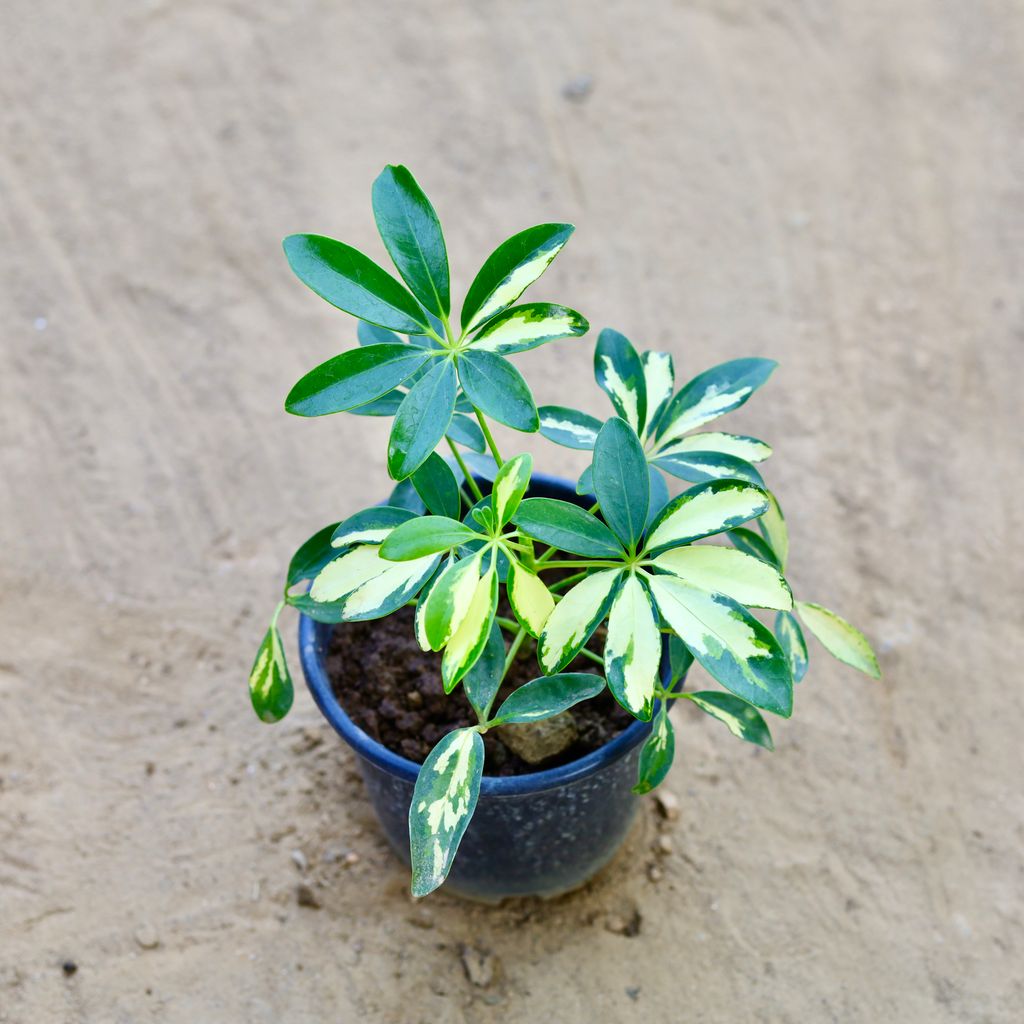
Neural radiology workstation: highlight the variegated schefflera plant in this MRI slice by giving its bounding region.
[249,165,881,897]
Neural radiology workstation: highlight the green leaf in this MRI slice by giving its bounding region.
[512,498,624,558]
[470,302,588,355]
[461,223,574,332]
[684,691,774,750]
[309,545,439,621]
[539,569,622,674]
[576,463,593,496]
[462,621,506,720]
[418,553,485,650]
[758,492,789,570]
[507,562,555,637]
[648,575,793,717]
[604,574,661,720]
[388,358,457,479]
[357,321,403,346]
[387,479,427,514]
[411,453,462,519]
[645,480,769,555]
[651,545,793,610]
[460,452,499,482]
[632,703,675,794]
[795,601,880,679]
[641,351,675,438]
[348,390,405,417]
[285,344,430,418]
[409,728,485,897]
[592,417,649,550]
[775,611,809,684]
[380,516,478,560]
[538,405,603,450]
[283,234,430,334]
[331,506,416,548]
[657,358,777,444]
[446,413,487,453]
[667,634,694,687]
[457,350,538,432]
[491,672,605,725]
[594,329,647,433]
[653,451,765,487]
[728,527,782,569]
[442,569,498,691]
[656,431,772,464]
[646,464,670,532]
[249,626,294,723]
[372,164,450,318]
[286,522,342,587]
[491,453,532,527]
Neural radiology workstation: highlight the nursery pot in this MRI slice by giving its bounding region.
[298,472,671,901]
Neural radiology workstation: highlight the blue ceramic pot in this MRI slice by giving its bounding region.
[298,473,668,901]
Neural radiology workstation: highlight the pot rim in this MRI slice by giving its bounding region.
[296,470,661,798]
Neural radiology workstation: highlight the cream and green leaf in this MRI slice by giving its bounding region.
[796,601,880,679]
[248,625,294,723]
[604,574,661,720]
[633,703,675,794]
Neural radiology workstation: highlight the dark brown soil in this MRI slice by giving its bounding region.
[326,605,634,776]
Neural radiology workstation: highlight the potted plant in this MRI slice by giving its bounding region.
[249,165,880,900]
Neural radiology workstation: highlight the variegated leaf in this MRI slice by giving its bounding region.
[604,574,661,720]
[507,561,555,638]
[491,453,533,527]
[648,575,792,717]
[657,357,777,444]
[594,328,646,432]
[418,552,485,651]
[795,601,880,679]
[309,544,439,622]
[727,526,782,569]
[775,610,809,683]
[331,506,417,549]
[248,626,294,723]
[641,350,674,439]
[684,691,773,749]
[287,522,343,586]
[539,569,622,674]
[653,451,765,487]
[644,480,769,555]
[758,492,789,569]
[470,302,588,355]
[537,405,603,450]
[632,703,675,794]
[441,568,498,691]
[491,672,605,724]
[656,431,772,464]
[461,223,574,332]
[651,545,792,610]
[409,728,485,897]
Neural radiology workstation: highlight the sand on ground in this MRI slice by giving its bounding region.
[1,1,1022,1021]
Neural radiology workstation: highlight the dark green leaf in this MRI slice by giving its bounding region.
[462,621,506,720]
[684,691,774,750]
[248,625,294,723]
[446,412,487,453]
[538,405,603,450]
[654,451,765,487]
[512,498,624,558]
[775,611,809,684]
[594,328,647,433]
[666,634,694,688]
[461,452,500,482]
[331,506,416,548]
[372,164,450,318]
[411,453,461,518]
[286,591,347,623]
[457,350,538,432]
[283,234,430,333]
[388,358,458,480]
[632,703,674,794]
[357,321,402,346]
[286,523,342,588]
[348,390,405,417]
[592,417,649,550]
[387,479,427,514]
[409,729,484,897]
[285,344,429,417]
[576,463,593,496]
[646,465,670,532]
[380,516,478,560]
[728,527,782,569]
[461,223,574,332]
[490,672,605,725]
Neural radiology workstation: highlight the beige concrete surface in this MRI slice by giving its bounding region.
[2,1,1022,1021]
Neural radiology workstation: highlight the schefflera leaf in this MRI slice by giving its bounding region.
[537,405,603,450]
[490,672,605,724]
[471,302,588,356]
[684,691,774,749]
[248,626,294,723]
[286,522,343,586]
[461,223,574,333]
[633,703,674,794]
[539,568,622,674]
[409,728,485,897]
[442,568,498,692]
[775,610,809,683]
[644,480,770,555]
[491,453,532,527]
[796,601,880,679]
[457,349,539,432]
[651,545,792,610]
[512,498,623,558]
[410,453,462,519]
[592,417,649,552]
[604,574,661,721]
[594,328,647,434]
[507,562,555,638]
[388,358,458,479]
[416,552,485,651]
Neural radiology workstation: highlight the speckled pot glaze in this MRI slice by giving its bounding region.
[298,473,670,901]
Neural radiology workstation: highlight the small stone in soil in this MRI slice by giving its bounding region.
[460,945,498,987]
[343,851,360,868]
[647,864,663,883]
[296,883,321,909]
[61,960,78,976]
[134,924,160,950]
[290,849,308,872]
[495,712,577,765]
[654,790,680,821]
[604,908,642,937]
[626,986,641,1001]
[656,835,674,855]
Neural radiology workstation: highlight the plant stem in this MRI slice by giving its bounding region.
[446,438,484,502]
[270,599,285,628]
[495,615,520,632]
[475,411,504,467]
[548,571,586,593]
[537,560,623,571]
[575,646,603,666]
[502,626,527,679]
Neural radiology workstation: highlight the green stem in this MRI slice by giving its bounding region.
[270,599,285,628]
[446,438,484,502]
[548,571,587,593]
[537,560,623,571]
[501,626,527,680]
[575,646,604,667]
[495,615,520,632]
[475,411,504,467]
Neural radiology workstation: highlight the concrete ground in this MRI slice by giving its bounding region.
[1,1,1021,1021]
